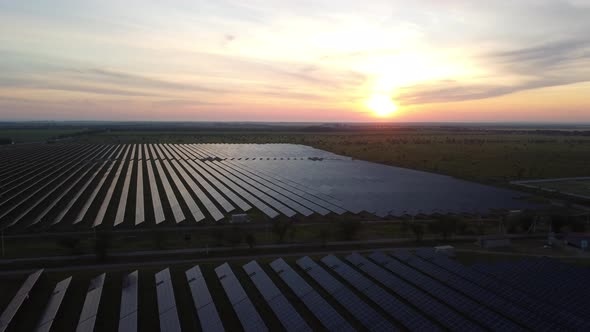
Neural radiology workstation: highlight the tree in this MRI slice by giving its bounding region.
[410,223,424,242]
[57,236,81,254]
[272,220,293,243]
[429,215,460,240]
[245,233,256,249]
[550,214,569,233]
[319,228,330,248]
[338,220,363,241]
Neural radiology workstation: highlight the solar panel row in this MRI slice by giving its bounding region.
[0,269,43,332]
[243,261,311,332]
[269,258,355,332]
[215,263,268,332]
[185,265,225,332]
[296,256,396,331]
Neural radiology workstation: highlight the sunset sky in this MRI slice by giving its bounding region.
[1,0,589,122]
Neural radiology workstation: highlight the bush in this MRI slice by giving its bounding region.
[245,233,256,249]
[429,215,461,240]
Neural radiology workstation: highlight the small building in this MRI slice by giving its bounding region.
[564,233,590,251]
[478,235,511,249]
[434,245,455,256]
[230,213,249,224]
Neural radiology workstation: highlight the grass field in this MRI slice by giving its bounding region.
[0,129,84,143]
[70,128,590,184]
[517,178,590,198]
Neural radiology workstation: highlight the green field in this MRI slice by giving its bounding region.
[0,129,84,143]
[517,178,590,198]
[71,128,590,184]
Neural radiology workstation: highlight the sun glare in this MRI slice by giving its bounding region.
[367,94,398,117]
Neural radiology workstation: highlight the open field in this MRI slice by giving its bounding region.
[1,249,589,332]
[70,127,590,185]
[0,129,85,144]
[513,177,590,199]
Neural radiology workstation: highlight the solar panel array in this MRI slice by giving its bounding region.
[1,252,590,332]
[76,273,106,332]
[0,269,43,332]
[0,143,535,231]
[215,263,268,332]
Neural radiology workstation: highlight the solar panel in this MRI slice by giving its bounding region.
[296,256,396,331]
[369,252,521,331]
[135,159,145,225]
[183,160,244,213]
[31,163,94,226]
[171,160,224,221]
[185,266,225,332]
[0,269,43,332]
[161,144,175,160]
[320,255,440,332]
[114,160,134,226]
[130,144,137,160]
[226,161,329,215]
[148,144,158,160]
[243,261,311,332]
[146,160,165,224]
[166,144,188,160]
[217,162,314,216]
[154,160,186,223]
[0,158,86,226]
[74,161,116,224]
[394,251,555,331]
[137,144,143,160]
[93,147,130,227]
[119,271,138,332]
[421,253,590,331]
[35,276,72,332]
[214,263,268,332]
[51,161,107,225]
[211,161,295,217]
[155,268,181,332]
[345,253,483,331]
[269,258,354,332]
[76,273,106,332]
[199,161,278,218]
[162,160,204,222]
[239,162,346,214]
[8,163,87,228]
[0,145,95,207]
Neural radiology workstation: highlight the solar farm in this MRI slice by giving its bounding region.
[1,249,589,332]
[0,143,532,232]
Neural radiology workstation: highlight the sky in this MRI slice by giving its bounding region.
[0,0,589,122]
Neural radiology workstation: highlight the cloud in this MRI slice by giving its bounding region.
[397,39,590,105]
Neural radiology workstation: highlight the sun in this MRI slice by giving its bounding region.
[366,94,398,117]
